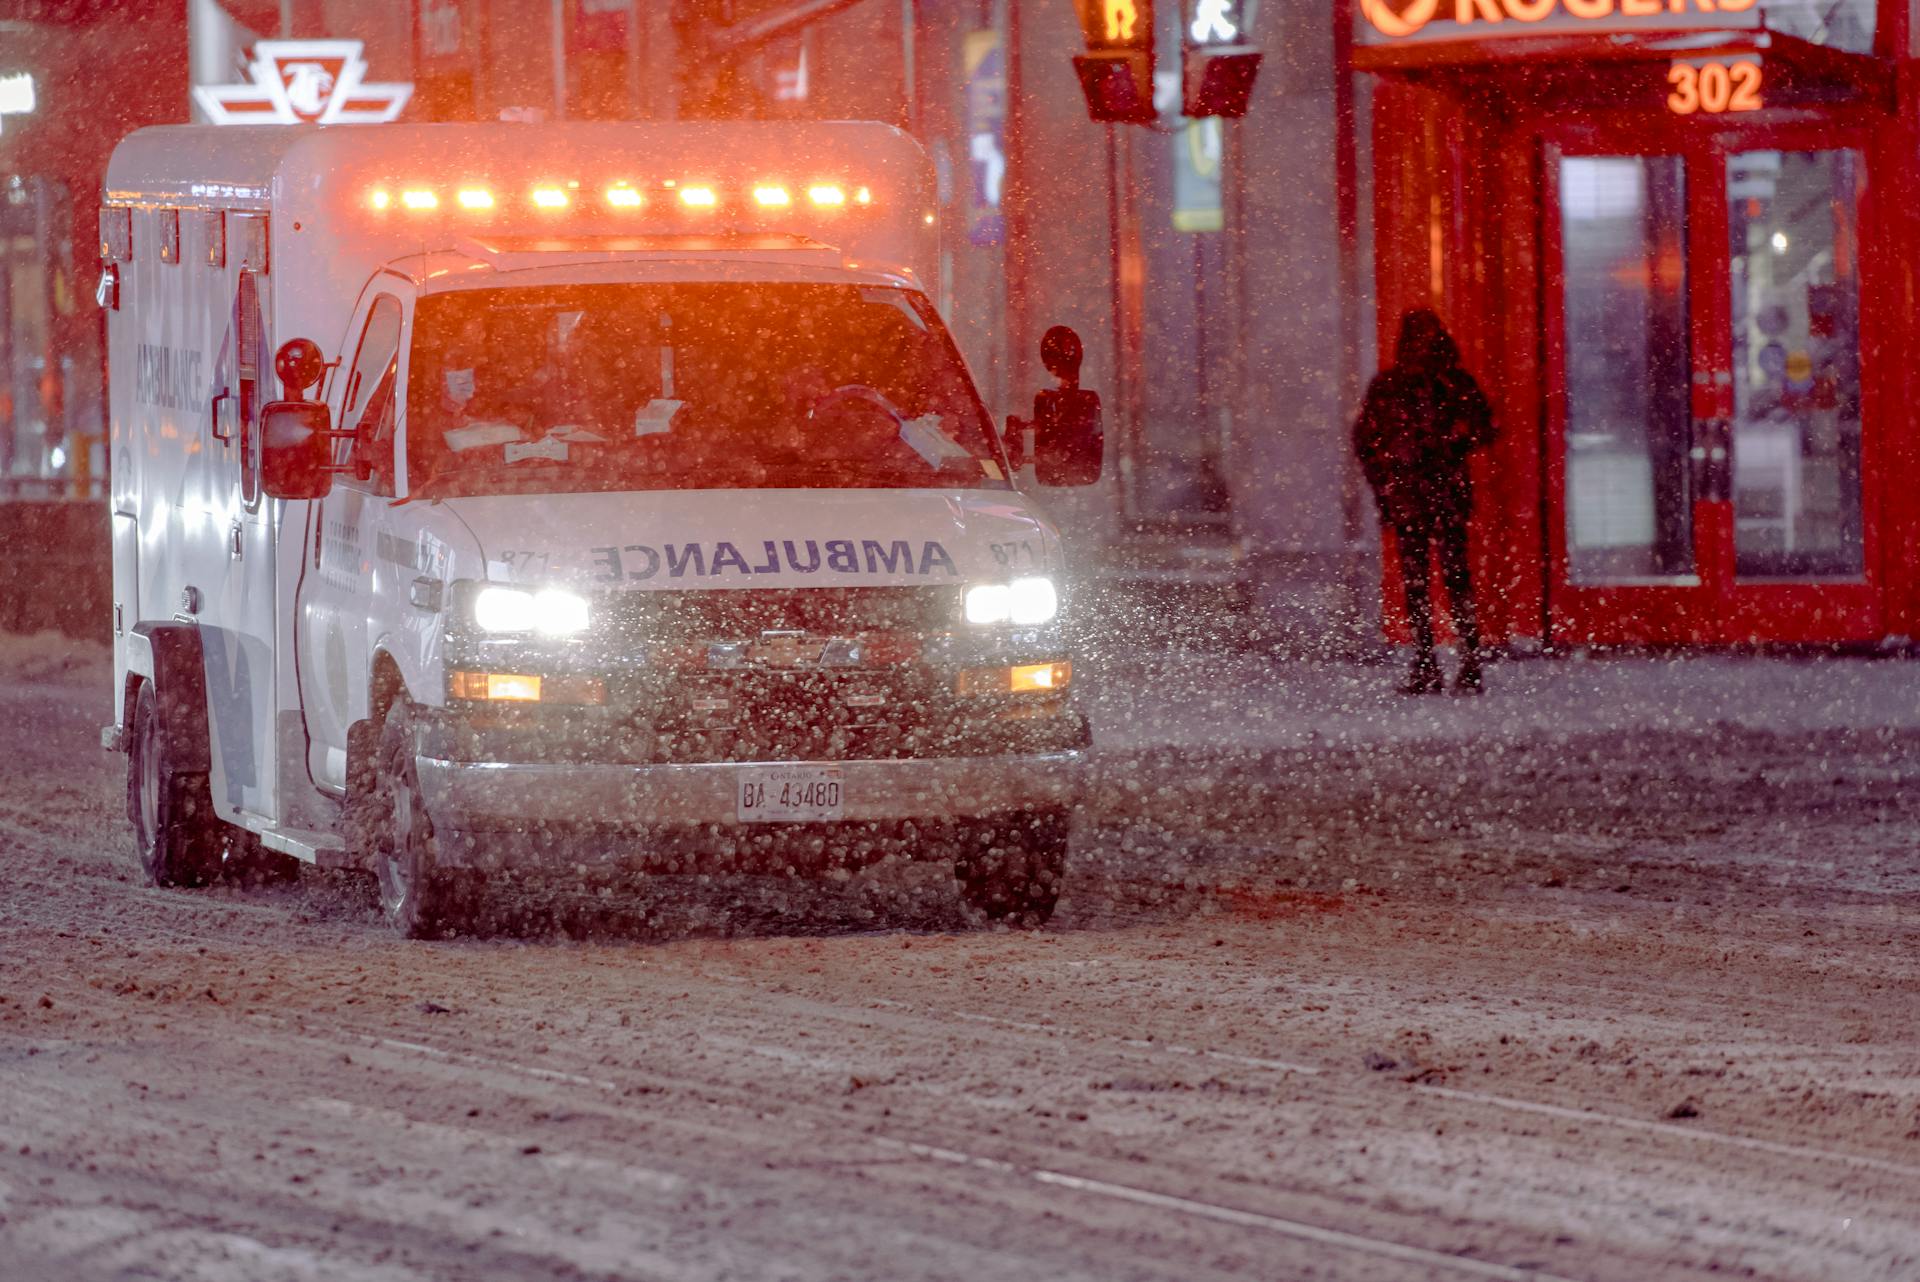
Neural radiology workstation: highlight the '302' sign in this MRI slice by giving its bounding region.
[1667,58,1763,115]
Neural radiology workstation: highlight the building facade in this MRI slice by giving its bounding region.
[1356,0,1920,646]
[0,1,189,496]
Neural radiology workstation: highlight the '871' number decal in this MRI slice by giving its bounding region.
[990,540,1041,570]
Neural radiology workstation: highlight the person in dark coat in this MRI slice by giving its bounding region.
[1354,309,1497,694]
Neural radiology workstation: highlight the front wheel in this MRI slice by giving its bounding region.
[954,809,1070,927]
[127,680,223,887]
[222,829,302,888]
[372,702,483,939]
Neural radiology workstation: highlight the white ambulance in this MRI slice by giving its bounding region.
[97,122,1099,937]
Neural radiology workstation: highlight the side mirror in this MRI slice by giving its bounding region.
[260,400,335,500]
[1032,387,1103,487]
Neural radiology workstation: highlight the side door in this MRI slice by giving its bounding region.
[1708,126,1878,642]
[298,290,405,792]
[1542,132,1709,643]
[203,259,284,824]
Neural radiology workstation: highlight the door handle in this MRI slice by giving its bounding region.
[1690,418,1732,503]
[210,387,233,442]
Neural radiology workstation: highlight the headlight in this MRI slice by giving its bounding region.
[472,585,591,636]
[1009,576,1058,625]
[964,576,1058,626]
[964,583,1013,624]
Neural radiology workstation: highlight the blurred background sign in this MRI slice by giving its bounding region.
[1172,117,1223,231]
[963,30,1006,247]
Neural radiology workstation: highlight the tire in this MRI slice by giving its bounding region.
[955,808,1070,927]
[127,680,224,888]
[372,701,482,939]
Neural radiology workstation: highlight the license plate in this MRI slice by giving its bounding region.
[736,765,845,823]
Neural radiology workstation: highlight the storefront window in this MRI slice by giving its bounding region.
[1750,0,1876,53]
[1727,149,1864,579]
[1560,155,1695,584]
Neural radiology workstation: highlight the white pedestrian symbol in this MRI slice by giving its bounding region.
[1190,0,1238,44]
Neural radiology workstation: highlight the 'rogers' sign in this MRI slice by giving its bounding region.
[1358,0,1761,41]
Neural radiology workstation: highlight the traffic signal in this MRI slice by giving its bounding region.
[1183,50,1261,118]
[1071,0,1156,124]
[1181,0,1261,118]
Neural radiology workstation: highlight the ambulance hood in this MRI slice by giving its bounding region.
[439,488,1058,590]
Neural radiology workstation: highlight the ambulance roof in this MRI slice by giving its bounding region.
[105,122,937,369]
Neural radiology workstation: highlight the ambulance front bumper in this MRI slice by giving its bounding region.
[412,750,1088,834]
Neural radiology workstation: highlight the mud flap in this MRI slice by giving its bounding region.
[340,716,381,868]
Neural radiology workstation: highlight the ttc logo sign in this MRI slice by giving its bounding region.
[194,40,412,125]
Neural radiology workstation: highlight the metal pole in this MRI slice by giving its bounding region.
[1112,124,1145,523]
[1332,0,1368,630]
[1224,117,1247,519]
[552,0,568,120]
[1128,125,1144,517]
[0,198,15,478]
[1002,0,1029,418]
[626,0,648,118]
[1107,124,1129,516]
[901,0,918,134]
[187,0,237,124]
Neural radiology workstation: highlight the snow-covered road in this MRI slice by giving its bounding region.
[2,636,1918,1281]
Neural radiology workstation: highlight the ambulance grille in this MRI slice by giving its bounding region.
[595,585,962,642]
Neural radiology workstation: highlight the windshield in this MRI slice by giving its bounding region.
[404,282,1006,497]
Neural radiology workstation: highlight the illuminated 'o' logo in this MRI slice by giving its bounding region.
[1359,0,1440,37]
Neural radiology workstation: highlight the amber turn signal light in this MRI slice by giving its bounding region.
[448,671,606,705]
[955,661,1071,696]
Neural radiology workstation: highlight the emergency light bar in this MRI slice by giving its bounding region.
[104,122,938,326]
[365,179,876,216]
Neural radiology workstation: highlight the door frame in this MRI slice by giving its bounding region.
[1536,111,1886,645]
[298,283,413,794]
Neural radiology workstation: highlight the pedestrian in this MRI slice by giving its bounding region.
[1353,309,1497,694]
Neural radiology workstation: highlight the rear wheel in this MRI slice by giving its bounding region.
[127,680,223,888]
[372,702,483,939]
[955,809,1070,927]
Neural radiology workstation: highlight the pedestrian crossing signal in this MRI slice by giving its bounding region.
[1074,53,1156,124]
[1071,0,1155,121]
[1073,0,1153,53]
[1180,0,1259,117]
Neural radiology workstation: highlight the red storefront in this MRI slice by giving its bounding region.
[1354,0,1920,645]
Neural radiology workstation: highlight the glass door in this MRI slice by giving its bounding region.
[1543,126,1877,644]
[1725,148,1866,583]
[1556,151,1696,590]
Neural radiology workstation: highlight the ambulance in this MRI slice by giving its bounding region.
[96,123,1099,937]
